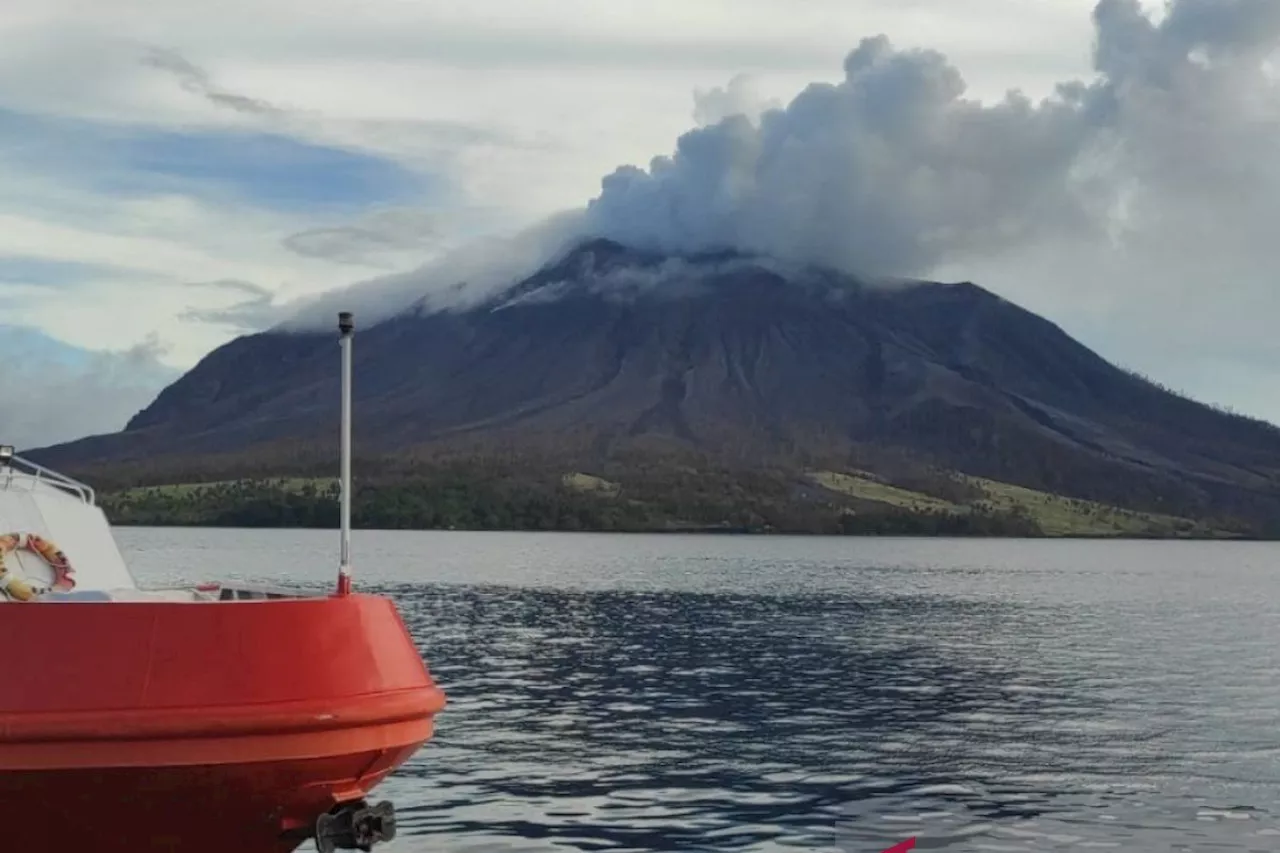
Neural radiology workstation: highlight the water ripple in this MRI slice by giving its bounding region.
[114,531,1280,852]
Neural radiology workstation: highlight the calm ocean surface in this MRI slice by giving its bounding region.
[117,529,1280,852]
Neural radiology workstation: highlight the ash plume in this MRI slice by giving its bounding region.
[583,0,1280,278]
[278,0,1280,332]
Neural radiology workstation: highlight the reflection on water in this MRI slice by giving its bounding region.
[119,531,1280,851]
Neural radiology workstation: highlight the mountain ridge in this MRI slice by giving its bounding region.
[27,238,1280,534]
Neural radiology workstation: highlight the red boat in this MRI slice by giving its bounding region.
[0,313,446,852]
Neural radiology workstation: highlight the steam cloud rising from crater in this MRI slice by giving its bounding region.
[280,0,1280,335]
[581,0,1280,279]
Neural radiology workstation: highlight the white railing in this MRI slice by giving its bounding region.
[0,453,96,505]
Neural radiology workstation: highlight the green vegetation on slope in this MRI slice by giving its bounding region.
[561,472,621,497]
[963,476,1211,537]
[107,478,340,527]
[808,471,960,513]
[807,469,1223,538]
[95,455,1241,538]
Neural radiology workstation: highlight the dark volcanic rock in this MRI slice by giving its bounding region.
[29,238,1280,524]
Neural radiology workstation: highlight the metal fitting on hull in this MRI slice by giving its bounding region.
[314,799,397,852]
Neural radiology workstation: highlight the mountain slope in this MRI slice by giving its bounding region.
[29,238,1280,530]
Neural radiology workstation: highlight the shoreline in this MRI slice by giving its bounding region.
[105,519,1261,542]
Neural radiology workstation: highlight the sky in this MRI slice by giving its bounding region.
[2,0,1279,450]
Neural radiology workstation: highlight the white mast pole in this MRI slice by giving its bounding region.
[338,311,354,595]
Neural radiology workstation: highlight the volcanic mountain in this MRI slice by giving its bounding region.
[29,238,1280,529]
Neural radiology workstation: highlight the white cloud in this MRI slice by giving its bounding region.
[0,0,1090,339]
[0,184,370,364]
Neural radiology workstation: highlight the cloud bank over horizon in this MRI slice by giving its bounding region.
[0,327,179,452]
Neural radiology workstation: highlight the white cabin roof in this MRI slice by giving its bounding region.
[0,456,137,596]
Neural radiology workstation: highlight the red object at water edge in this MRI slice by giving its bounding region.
[0,312,445,852]
[880,839,917,853]
[0,592,445,852]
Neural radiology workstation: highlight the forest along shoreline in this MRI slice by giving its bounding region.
[92,456,1257,540]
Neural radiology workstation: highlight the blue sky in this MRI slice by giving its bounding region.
[0,255,122,289]
[0,323,93,367]
[3,0,1280,447]
[111,129,429,212]
[0,65,460,446]
[0,109,434,215]
[0,92,466,364]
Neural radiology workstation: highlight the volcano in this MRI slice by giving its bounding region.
[27,238,1280,529]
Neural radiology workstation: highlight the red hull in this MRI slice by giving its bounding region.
[0,593,446,852]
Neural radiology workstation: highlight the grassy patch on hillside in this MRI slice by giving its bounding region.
[809,470,961,513]
[962,476,1210,537]
[562,472,622,497]
[808,468,1222,538]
